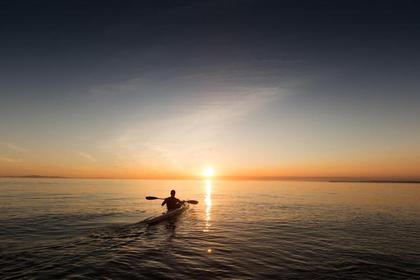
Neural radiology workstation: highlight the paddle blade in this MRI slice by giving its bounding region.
[187,200,199,205]
[145,196,159,200]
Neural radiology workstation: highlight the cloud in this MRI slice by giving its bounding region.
[86,62,294,172]
[0,155,23,163]
[78,152,96,162]
[84,58,299,103]
[107,85,281,171]
[189,85,280,119]
[0,142,27,152]
[87,77,151,99]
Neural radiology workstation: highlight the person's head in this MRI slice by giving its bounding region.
[170,189,176,197]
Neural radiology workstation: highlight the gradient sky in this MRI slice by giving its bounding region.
[1,0,419,179]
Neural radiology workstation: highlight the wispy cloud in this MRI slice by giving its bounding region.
[87,62,294,172]
[85,59,300,101]
[106,85,282,172]
[78,152,96,162]
[0,155,24,163]
[0,142,27,152]
[87,77,150,99]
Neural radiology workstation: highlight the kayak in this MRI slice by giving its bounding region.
[144,201,189,225]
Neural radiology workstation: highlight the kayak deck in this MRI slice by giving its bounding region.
[144,202,189,225]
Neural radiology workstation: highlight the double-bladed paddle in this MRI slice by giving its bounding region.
[145,196,198,205]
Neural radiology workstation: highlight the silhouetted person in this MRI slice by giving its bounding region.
[162,190,182,211]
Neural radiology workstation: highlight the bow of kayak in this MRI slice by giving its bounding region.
[144,201,190,225]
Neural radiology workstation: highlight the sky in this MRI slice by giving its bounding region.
[1,0,420,179]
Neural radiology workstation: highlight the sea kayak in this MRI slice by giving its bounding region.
[144,201,189,225]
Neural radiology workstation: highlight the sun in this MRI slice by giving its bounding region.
[202,166,215,178]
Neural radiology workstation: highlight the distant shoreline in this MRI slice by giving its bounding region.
[1,175,68,179]
[329,180,420,184]
[1,175,420,183]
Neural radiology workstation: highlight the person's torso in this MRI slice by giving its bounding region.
[166,197,179,210]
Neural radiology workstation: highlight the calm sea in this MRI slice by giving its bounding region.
[1,178,419,279]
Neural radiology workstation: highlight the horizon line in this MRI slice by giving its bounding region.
[1,174,420,183]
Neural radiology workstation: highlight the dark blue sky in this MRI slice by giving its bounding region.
[2,0,419,92]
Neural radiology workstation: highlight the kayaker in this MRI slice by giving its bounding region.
[162,190,182,211]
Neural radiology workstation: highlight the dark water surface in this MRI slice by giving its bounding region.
[1,178,419,279]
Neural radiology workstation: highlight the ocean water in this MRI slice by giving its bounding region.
[1,178,419,279]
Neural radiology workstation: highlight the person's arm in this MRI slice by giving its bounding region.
[161,198,167,206]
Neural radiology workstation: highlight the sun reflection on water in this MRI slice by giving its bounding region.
[204,179,212,233]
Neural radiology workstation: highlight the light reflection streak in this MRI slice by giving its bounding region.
[204,179,212,232]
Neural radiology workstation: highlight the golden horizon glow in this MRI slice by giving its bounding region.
[1,154,420,180]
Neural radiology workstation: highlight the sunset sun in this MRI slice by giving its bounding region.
[202,167,215,178]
